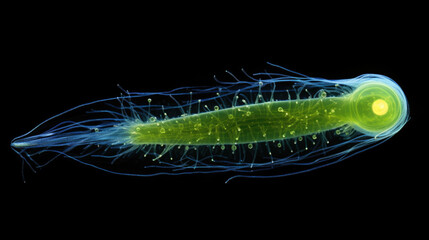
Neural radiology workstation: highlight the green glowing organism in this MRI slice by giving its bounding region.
[11,63,409,182]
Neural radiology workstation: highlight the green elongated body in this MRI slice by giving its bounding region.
[130,96,351,145]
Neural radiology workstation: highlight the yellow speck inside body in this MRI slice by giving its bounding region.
[372,99,388,116]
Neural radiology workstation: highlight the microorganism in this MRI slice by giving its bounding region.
[10,63,409,182]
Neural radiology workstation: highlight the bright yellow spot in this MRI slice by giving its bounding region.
[372,99,388,116]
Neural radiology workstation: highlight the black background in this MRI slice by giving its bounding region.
[2,2,425,231]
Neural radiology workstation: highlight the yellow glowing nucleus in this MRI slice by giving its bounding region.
[372,99,388,116]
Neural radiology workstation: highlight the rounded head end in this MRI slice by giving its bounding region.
[349,77,407,137]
